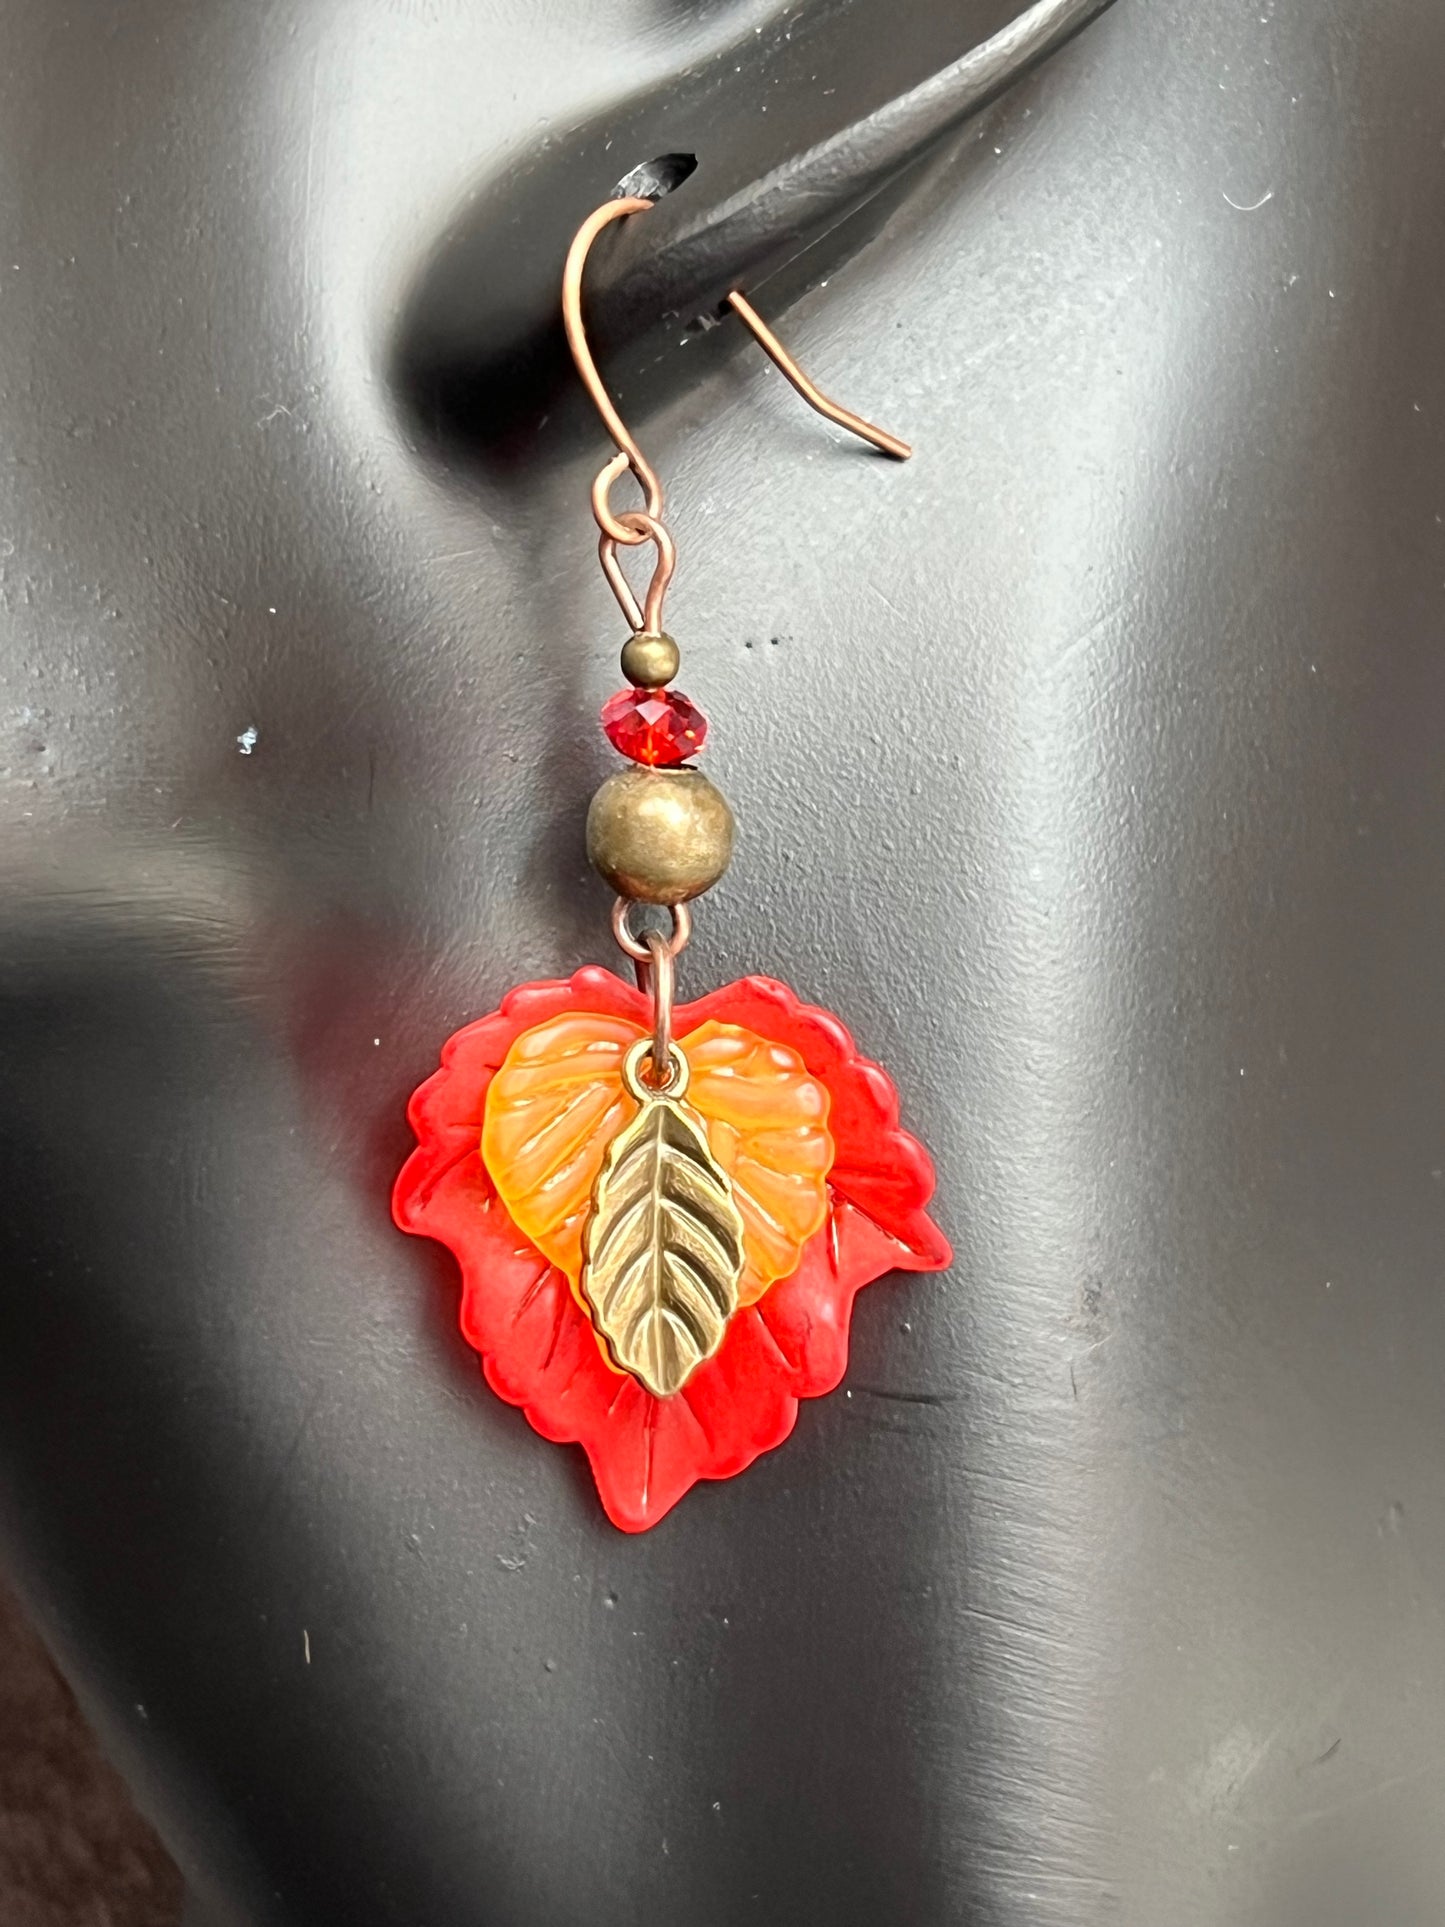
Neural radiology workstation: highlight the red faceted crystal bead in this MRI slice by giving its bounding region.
[601,686,708,767]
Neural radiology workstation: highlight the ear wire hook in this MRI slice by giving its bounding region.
[563,196,667,541]
[723,291,912,461]
[562,193,911,633]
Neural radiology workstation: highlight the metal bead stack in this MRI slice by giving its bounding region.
[587,631,735,907]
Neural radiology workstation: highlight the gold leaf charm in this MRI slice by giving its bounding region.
[580,1038,746,1398]
[483,1012,832,1305]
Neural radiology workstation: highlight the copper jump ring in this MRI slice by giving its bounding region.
[612,898,692,983]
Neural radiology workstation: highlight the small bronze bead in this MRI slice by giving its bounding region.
[619,630,681,689]
[586,767,734,905]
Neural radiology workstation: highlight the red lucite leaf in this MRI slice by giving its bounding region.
[600,686,708,766]
[392,967,951,1530]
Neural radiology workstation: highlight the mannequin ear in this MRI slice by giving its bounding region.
[390,0,1116,467]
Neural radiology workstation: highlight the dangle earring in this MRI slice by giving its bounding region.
[394,193,950,1531]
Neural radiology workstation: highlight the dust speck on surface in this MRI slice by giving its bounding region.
[236,725,259,755]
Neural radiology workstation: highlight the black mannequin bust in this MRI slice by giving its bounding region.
[3,1,1445,1922]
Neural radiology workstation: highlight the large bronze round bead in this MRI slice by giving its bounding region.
[586,767,734,905]
[619,630,680,688]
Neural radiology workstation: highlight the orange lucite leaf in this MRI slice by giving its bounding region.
[681,1020,833,1305]
[480,1012,641,1282]
[482,1012,834,1306]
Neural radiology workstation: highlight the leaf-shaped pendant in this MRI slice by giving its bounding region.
[394,967,952,1529]
[580,1038,745,1397]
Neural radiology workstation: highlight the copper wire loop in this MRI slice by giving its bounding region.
[599,510,677,635]
[611,897,692,968]
[644,929,675,1073]
[612,899,689,1084]
[591,451,653,549]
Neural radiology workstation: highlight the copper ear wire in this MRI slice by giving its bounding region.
[565,197,668,544]
[562,192,911,634]
[723,291,912,461]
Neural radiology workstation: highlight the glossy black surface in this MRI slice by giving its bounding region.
[3,1,1445,1921]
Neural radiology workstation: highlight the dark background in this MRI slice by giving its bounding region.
[0,1574,180,1925]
